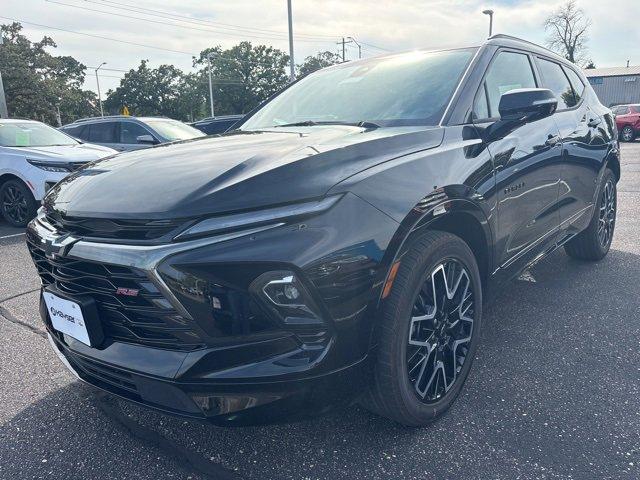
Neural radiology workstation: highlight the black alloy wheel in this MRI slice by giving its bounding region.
[564,168,617,261]
[0,180,37,227]
[407,259,475,402]
[620,126,634,142]
[597,177,616,248]
[363,231,482,426]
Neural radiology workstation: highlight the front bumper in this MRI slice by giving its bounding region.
[45,328,369,424]
[28,193,398,423]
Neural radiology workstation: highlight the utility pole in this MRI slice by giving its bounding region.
[482,9,494,37]
[0,34,8,118]
[339,37,346,62]
[95,62,106,117]
[287,0,295,81]
[207,52,215,118]
[347,37,361,59]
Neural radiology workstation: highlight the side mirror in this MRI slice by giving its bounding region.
[498,88,558,124]
[136,134,158,145]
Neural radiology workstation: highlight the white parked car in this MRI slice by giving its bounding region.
[0,119,116,226]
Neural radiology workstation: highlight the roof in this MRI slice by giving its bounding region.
[583,66,640,78]
[0,118,40,124]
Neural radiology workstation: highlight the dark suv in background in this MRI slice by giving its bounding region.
[29,35,619,426]
[60,116,205,152]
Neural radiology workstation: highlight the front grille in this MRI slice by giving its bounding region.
[28,237,205,351]
[69,353,138,394]
[44,210,186,241]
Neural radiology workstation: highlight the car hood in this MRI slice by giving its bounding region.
[46,126,444,219]
[8,143,117,162]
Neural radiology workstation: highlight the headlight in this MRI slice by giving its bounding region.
[26,159,72,172]
[174,195,342,241]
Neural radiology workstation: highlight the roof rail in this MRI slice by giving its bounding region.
[72,115,137,124]
[488,34,558,56]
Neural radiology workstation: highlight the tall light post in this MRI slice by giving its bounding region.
[207,52,215,118]
[287,0,295,81]
[95,62,106,117]
[482,9,494,37]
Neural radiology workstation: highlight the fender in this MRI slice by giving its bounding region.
[363,193,494,350]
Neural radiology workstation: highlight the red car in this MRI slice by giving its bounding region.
[613,104,640,141]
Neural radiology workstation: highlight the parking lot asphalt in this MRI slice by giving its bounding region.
[1,144,639,480]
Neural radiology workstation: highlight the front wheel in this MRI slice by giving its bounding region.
[363,231,482,426]
[564,169,617,261]
[0,179,38,227]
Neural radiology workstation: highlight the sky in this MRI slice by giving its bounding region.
[2,0,639,94]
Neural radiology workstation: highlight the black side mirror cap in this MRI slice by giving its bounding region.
[498,88,558,124]
[136,134,158,145]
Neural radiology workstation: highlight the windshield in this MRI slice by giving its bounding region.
[0,122,78,147]
[241,48,476,130]
[143,119,205,141]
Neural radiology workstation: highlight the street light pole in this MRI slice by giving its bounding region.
[287,0,295,81]
[207,53,215,118]
[95,62,106,117]
[482,9,494,37]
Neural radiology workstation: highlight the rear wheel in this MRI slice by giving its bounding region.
[620,126,635,142]
[364,231,482,426]
[0,179,38,227]
[564,169,617,261]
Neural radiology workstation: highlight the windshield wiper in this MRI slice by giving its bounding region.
[273,120,381,129]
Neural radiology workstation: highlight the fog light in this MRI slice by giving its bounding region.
[252,271,323,320]
[283,284,300,300]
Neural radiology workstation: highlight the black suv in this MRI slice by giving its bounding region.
[28,35,619,426]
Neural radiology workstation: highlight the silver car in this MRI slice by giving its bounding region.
[60,116,205,152]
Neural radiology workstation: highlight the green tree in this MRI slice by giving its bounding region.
[194,41,290,117]
[298,51,342,77]
[104,60,193,119]
[0,22,98,124]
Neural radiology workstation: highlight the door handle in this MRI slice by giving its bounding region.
[587,117,602,128]
[545,134,561,147]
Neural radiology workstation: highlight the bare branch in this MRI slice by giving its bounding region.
[544,0,591,65]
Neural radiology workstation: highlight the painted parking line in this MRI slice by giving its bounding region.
[0,232,25,240]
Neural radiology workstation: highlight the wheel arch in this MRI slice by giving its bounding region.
[606,150,621,182]
[365,196,493,351]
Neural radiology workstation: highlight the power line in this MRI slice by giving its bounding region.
[359,41,392,52]
[1,16,288,69]
[87,0,338,40]
[0,15,197,56]
[46,0,337,44]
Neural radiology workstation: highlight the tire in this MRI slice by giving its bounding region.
[564,168,617,261]
[0,179,38,227]
[363,231,483,426]
[619,126,635,142]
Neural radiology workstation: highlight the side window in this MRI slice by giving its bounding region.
[88,122,117,143]
[481,51,537,119]
[618,106,630,115]
[120,122,152,144]
[472,85,489,121]
[536,58,576,109]
[63,125,87,140]
[563,67,585,105]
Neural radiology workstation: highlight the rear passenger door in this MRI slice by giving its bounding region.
[86,122,120,150]
[472,50,563,275]
[535,57,606,237]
